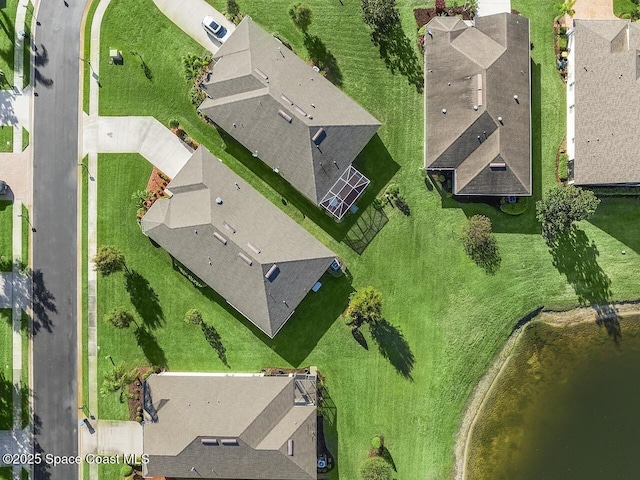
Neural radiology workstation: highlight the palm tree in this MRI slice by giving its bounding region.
[554,0,576,22]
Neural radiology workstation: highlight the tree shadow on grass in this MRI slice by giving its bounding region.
[548,226,620,342]
[0,371,11,430]
[303,33,342,86]
[351,327,368,349]
[31,269,56,335]
[125,269,164,330]
[134,326,167,368]
[380,446,397,472]
[371,25,423,92]
[369,318,415,380]
[468,240,502,275]
[201,322,229,367]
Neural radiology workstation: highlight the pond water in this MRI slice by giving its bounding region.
[466,317,640,479]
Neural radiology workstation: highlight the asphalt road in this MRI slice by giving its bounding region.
[32,1,88,479]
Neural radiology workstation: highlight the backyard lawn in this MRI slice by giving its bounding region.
[0,201,12,271]
[93,0,640,479]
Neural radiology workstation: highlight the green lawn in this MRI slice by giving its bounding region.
[0,0,19,85]
[0,309,12,431]
[0,126,12,153]
[94,1,640,479]
[0,467,12,480]
[613,0,636,16]
[0,201,12,271]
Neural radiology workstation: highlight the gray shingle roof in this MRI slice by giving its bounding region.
[198,17,381,204]
[143,373,317,479]
[424,13,532,196]
[571,20,640,185]
[141,147,335,338]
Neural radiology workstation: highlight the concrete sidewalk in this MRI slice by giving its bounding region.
[153,0,235,53]
[573,0,616,19]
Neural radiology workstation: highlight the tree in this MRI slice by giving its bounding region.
[361,0,399,32]
[347,286,383,325]
[93,245,127,276]
[359,456,393,480]
[536,185,600,240]
[289,3,312,31]
[100,363,138,402]
[105,308,135,329]
[184,308,203,325]
[461,215,500,273]
[554,0,576,21]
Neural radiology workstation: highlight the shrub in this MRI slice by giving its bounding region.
[371,435,384,454]
[435,0,446,11]
[500,197,528,216]
[559,26,567,35]
[347,286,383,324]
[189,84,206,106]
[385,183,399,199]
[359,456,393,480]
[461,215,501,273]
[93,245,127,276]
[558,35,567,51]
[558,153,568,181]
[417,25,425,36]
[120,465,133,477]
[169,119,179,129]
[184,309,203,325]
[135,415,143,423]
[105,308,135,329]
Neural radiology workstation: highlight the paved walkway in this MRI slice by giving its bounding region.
[153,0,235,53]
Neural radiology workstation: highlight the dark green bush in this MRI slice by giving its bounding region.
[500,197,528,216]
[558,35,567,51]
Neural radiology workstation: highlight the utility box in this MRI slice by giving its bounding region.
[109,49,123,65]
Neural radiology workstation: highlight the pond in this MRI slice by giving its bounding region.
[466,315,640,479]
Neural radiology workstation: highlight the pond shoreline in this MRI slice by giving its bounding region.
[452,300,640,480]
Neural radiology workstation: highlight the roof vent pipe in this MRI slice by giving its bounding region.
[216,197,223,205]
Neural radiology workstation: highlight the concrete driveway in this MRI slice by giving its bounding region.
[573,0,616,19]
[153,0,235,53]
[83,115,194,178]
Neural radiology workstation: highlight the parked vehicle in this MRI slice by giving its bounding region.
[202,16,227,40]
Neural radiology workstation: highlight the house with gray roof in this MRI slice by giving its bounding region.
[142,372,318,479]
[424,13,532,196]
[566,19,640,186]
[197,16,381,219]
[141,146,335,338]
